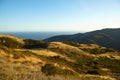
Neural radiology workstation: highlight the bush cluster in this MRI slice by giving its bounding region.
[98,57,120,73]
[23,39,49,49]
[62,41,80,47]
[81,48,115,54]
[41,64,74,76]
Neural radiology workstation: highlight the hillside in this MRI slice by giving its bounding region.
[0,34,120,80]
[44,28,120,50]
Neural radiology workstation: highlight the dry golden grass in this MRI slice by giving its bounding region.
[79,44,101,49]
[31,49,58,56]
[0,49,7,57]
[96,52,120,60]
[0,34,24,44]
[78,74,116,80]
[0,60,116,80]
[48,42,90,56]
[0,38,120,80]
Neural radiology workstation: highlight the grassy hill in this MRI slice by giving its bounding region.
[0,34,120,80]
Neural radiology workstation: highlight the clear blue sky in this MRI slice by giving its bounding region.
[0,0,120,32]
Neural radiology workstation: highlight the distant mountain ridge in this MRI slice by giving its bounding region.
[44,28,120,50]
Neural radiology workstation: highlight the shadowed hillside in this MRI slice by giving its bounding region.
[0,34,120,80]
[44,28,120,50]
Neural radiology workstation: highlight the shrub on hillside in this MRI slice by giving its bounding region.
[98,57,120,73]
[41,64,74,76]
[62,41,80,47]
[41,64,60,75]
[23,39,49,49]
[81,48,115,54]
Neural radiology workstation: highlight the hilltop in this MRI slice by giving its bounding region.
[44,28,120,51]
[0,34,120,80]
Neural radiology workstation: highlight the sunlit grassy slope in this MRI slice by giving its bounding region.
[0,34,120,80]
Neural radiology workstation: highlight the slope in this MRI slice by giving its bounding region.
[44,28,120,50]
[0,34,120,80]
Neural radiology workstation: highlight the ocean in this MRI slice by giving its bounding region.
[0,31,80,40]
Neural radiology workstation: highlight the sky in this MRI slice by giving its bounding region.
[0,0,120,32]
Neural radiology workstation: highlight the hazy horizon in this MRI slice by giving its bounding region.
[0,0,120,32]
[0,27,120,32]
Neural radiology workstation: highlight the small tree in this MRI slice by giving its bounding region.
[41,64,57,76]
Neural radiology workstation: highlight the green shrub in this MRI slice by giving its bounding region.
[23,39,49,49]
[62,41,80,47]
[98,57,120,73]
[81,48,115,54]
[86,69,101,74]
[41,64,75,76]
[41,64,59,75]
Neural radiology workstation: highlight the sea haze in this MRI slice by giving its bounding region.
[0,31,81,40]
